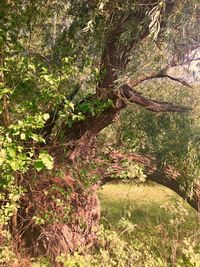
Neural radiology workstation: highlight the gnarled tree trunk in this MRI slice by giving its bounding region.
[18,175,100,261]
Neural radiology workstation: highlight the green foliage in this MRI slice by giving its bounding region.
[76,99,114,117]
[178,239,200,267]
[2,184,200,266]
[56,224,162,267]
[34,151,53,171]
[109,81,200,191]
[107,160,146,182]
[59,98,114,128]
[55,221,200,267]
[0,230,17,265]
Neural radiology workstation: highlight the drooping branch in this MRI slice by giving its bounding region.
[146,172,200,212]
[120,84,191,112]
[101,151,200,212]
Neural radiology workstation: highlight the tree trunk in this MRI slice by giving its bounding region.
[18,175,100,262]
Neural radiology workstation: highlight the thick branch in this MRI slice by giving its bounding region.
[102,151,200,212]
[120,84,191,112]
[68,100,126,161]
[147,172,200,212]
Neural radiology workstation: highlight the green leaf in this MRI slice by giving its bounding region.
[40,153,53,170]
[34,152,54,171]
[31,133,45,142]
[10,160,20,171]
[34,159,45,171]
[69,102,74,111]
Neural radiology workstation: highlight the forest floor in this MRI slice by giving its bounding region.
[98,183,200,266]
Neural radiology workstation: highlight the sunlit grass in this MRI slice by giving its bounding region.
[98,183,200,265]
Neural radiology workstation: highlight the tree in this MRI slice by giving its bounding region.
[0,0,199,263]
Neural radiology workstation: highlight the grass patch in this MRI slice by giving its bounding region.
[98,183,200,266]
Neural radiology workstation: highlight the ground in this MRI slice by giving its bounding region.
[99,182,200,266]
[26,182,200,266]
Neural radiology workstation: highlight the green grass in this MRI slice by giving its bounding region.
[98,182,200,266]
[28,183,200,266]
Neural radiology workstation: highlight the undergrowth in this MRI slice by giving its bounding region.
[1,183,200,266]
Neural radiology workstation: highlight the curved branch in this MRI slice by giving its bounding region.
[102,170,200,212]
[128,68,192,88]
[101,151,200,212]
[120,84,191,112]
[146,171,200,212]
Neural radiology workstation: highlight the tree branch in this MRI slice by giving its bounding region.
[128,67,192,88]
[120,84,191,112]
[146,172,200,212]
[165,74,193,88]
[101,151,200,212]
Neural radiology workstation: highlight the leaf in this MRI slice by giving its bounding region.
[34,159,45,171]
[31,133,45,142]
[20,133,26,140]
[34,151,54,171]
[69,102,74,111]
[10,160,20,171]
[41,153,53,170]
[99,2,104,10]
[43,113,50,121]
[0,149,6,166]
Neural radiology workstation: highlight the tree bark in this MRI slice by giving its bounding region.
[18,175,100,261]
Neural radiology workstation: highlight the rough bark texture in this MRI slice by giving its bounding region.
[18,175,100,261]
